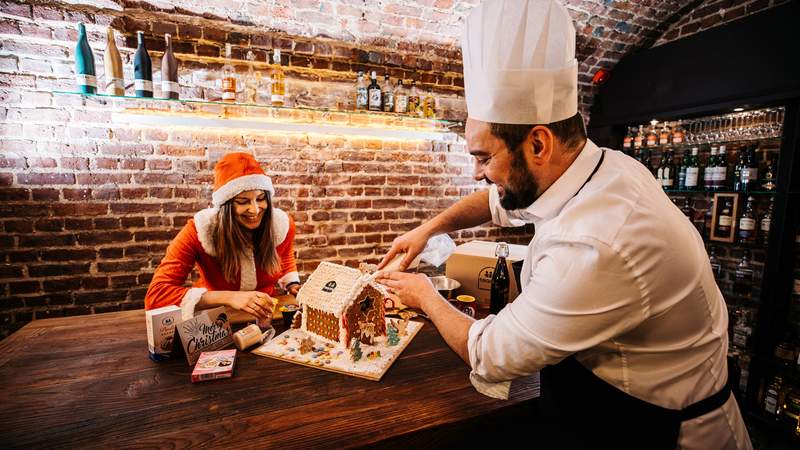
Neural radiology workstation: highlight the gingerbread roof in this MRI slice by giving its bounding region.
[296,261,389,317]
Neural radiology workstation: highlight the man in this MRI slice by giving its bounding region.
[375,1,751,449]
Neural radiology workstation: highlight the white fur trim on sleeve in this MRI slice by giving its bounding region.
[277,271,300,290]
[271,208,290,244]
[180,287,208,321]
[212,174,274,207]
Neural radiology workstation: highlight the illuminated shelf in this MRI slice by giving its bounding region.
[54,91,462,141]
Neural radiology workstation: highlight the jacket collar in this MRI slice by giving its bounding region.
[515,138,602,222]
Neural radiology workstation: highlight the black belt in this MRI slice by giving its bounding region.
[677,382,732,421]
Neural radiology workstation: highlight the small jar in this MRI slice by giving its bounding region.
[456,295,476,318]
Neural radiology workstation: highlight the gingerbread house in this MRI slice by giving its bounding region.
[296,262,388,347]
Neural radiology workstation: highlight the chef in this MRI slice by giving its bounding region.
[375,1,752,449]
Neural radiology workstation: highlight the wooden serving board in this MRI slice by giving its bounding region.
[252,319,423,381]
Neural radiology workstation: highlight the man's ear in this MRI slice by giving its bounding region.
[528,126,554,159]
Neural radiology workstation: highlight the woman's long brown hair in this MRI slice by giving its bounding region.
[212,191,281,283]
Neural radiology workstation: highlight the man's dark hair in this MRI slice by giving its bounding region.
[489,112,587,154]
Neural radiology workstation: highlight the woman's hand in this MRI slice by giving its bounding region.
[287,283,301,296]
[375,272,440,311]
[225,291,276,321]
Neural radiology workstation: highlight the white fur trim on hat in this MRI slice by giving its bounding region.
[212,174,274,207]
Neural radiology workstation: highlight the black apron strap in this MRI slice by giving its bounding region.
[679,382,732,422]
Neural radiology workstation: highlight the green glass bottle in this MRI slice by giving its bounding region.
[74,23,96,94]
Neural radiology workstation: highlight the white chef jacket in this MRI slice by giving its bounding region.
[467,139,752,450]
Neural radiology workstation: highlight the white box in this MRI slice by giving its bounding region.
[145,305,181,361]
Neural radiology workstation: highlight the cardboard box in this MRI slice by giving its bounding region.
[191,349,237,383]
[145,305,182,361]
[176,306,234,365]
[445,240,528,310]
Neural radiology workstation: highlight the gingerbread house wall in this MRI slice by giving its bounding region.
[305,307,339,343]
[344,284,387,346]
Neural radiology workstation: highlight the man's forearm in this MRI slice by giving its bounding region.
[421,190,492,236]
[421,293,475,365]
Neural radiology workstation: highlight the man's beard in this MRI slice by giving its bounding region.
[497,151,539,210]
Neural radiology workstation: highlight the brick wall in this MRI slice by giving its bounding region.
[0,0,527,338]
[653,0,790,46]
[0,0,786,337]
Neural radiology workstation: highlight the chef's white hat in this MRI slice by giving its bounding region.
[462,0,578,124]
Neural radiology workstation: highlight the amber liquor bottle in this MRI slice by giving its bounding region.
[490,242,510,315]
[270,49,285,106]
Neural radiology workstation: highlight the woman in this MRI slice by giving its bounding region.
[145,152,301,322]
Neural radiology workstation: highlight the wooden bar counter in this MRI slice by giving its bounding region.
[0,309,539,449]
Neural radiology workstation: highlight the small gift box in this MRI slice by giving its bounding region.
[191,349,237,383]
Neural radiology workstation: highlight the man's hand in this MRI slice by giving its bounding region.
[226,291,275,320]
[378,226,432,272]
[375,271,442,311]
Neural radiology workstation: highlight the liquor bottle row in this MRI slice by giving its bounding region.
[73,24,438,117]
[632,144,777,192]
[354,71,436,118]
[75,24,286,105]
[675,195,773,246]
[756,332,800,436]
[710,246,760,299]
[623,109,784,150]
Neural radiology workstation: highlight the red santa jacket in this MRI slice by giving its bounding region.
[145,207,298,318]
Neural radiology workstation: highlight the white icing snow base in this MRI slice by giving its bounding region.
[252,319,424,381]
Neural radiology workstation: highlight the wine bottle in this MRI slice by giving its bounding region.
[103,28,123,95]
[161,34,179,99]
[75,23,96,94]
[133,31,153,97]
[684,147,700,191]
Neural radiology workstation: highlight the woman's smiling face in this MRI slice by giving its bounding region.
[232,190,267,230]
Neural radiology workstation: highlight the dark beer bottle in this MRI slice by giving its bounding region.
[490,242,510,315]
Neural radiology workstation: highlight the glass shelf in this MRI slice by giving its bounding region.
[54,90,462,141]
[664,189,776,196]
[705,240,770,251]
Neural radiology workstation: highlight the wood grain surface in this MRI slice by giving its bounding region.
[0,310,540,449]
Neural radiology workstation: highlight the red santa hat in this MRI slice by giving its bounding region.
[212,152,274,207]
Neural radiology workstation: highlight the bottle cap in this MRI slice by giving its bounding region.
[495,242,509,258]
